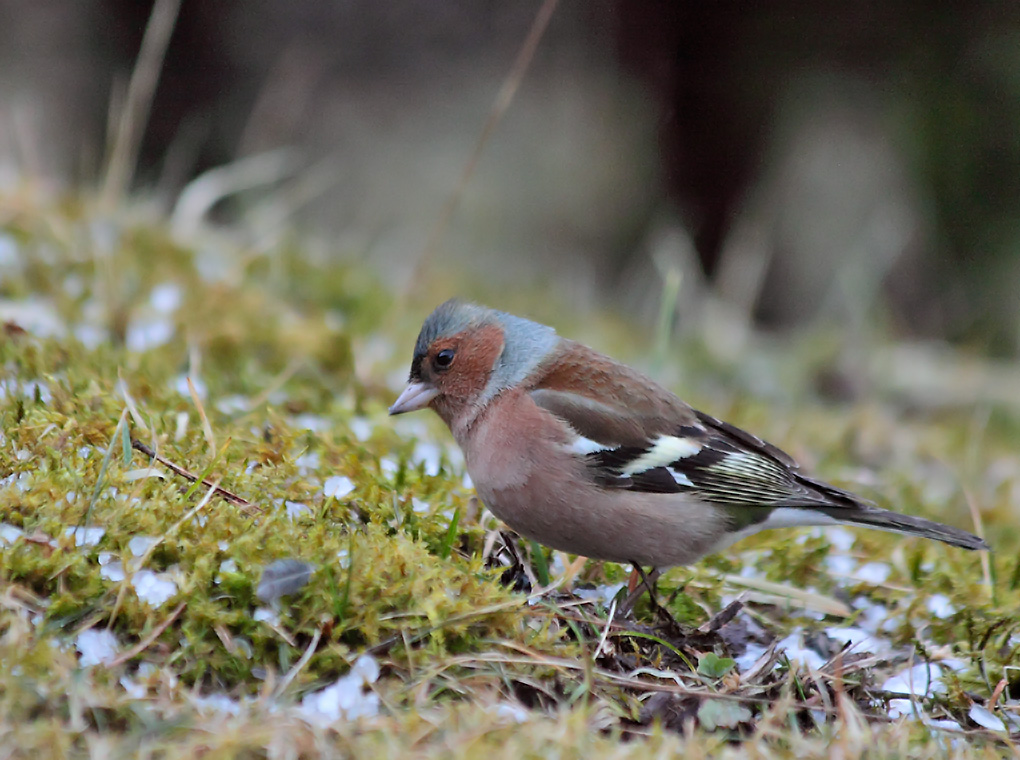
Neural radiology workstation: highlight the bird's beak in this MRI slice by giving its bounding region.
[388,381,440,415]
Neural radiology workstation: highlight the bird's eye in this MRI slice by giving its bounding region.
[434,348,455,369]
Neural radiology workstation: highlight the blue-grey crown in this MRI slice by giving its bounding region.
[414,299,559,400]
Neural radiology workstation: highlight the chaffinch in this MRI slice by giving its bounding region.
[390,299,988,569]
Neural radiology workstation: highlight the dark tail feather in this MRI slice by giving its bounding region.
[827,505,989,551]
[796,474,989,551]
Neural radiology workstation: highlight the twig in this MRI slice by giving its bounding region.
[700,599,743,633]
[963,486,993,593]
[170,147,302,237]
[403,0,560,296]
[107,479,223,626]
[187,375,216,455]
[273,626,324,700]
[135,478,222,573]
[108,601,187,667]
[101,0,182,205]
[241,357,305,412]
[131,438,260,514]
[79,407,130,535]
[365,598,527,656]
[592,598,617,660]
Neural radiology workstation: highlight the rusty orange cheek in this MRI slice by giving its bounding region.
[433,325,504,400]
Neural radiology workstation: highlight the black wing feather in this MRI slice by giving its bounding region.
[580,409,988,551]
[585,417,831,510]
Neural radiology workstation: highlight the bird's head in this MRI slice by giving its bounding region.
[389,299,559,428]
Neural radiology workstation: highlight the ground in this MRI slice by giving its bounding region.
[0,190,1018,758]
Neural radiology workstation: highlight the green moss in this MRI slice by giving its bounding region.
[0,194,1016,757]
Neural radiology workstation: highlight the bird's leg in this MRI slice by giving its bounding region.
[619,564,662,616]
[487,530,533,593]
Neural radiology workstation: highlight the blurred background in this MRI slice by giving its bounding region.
[1,0,1019,355]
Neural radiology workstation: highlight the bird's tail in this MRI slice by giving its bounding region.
[826,504,989,551]
[796,474,989,551]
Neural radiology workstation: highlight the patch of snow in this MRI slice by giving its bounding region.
[0,523,24,546]
[411,497,430,513]
[291,414,330,432]
[22,380,52,404]
[121,468,166,482]
[192,693,242,715]
[234,638,254,660]
[253,608,279,624]
[574,583,626,608]
[172,374,207,399]
[738,558,761,578]
[76,629,119,667]
[825,555,857,576]
[968,704,1005,732]
[775,630,826,671]
[120,675,148,700]
[0,232,18,265]
[492,703,530,723]
[0,296,65,337]
[297,654,380,725]
[882,663,945,697]
[66,526,105,547]
[294,452,320,472]
[150,283,182,313]
[351,654,380,683]
[937,657,968,673]
[74,324,107,349]
[132,569,178,607]
[128,536,158,556]
[823,526,857,552]
[98,553,126,582]
[174,411,188,441]
[548,552,567,577]
[324,475,355,499]
[926,594,955,619]
[126,318,174,352]
[348,417,373,441]
[887,698,920,720]
[0,471,31,492]
[881,615,903,633]
[216,395,250,414]
[735,643,768,673]
[391,416,430,440]
[285,501,312,520]
[853,562,890,584]
[412,441,442,477]
[824,625,889,656]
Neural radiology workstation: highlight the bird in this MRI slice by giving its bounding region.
[389,299,988,578]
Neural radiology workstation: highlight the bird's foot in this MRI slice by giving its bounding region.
[485,530,533,594]
[618,564,663,617]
